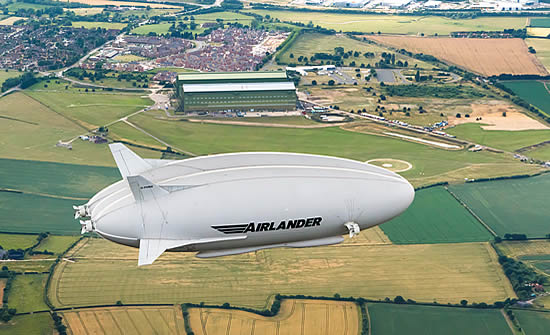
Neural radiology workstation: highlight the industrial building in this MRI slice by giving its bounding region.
[176,71,297,114]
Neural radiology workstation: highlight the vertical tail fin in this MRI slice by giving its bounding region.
[109,143,152,178]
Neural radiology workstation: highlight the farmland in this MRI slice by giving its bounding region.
[379,186,493,244]
[247,10,526,35]
[502,80,550,117]
[530,18,550,28]
[0,70,20,86]
[0,158,120,199]
[48,238,515,309]
[0,314,53,335]
[277,32,431,68]
[71,21,127,30]
[448,174,550,238]
[369,36,548,77]
[188,299,359,335]
[120,112,542,187]
[0,233,37,250]
[526,38,550,72]
[3,261,55,274]
[61,306,187,335]
[515,310,550,335]
[367,303,513,335]
[446,124,550,155]
[65,0,181,8]
[497,241,550,276]
[34,235,80,255]
[9,274,49,313]
[0,192,79,235]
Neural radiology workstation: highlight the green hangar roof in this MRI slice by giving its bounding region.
[183,82,296,93]
[177,71,288,84]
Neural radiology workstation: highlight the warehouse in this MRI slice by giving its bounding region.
[176,71,297,113]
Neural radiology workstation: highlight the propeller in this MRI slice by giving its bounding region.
[73,205,88,220]
[80,220,93,234]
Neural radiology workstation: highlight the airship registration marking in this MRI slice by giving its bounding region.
[212,217,322,234]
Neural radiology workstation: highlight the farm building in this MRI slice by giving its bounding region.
[176,71,297,113]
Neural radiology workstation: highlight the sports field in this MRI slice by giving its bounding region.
[367,303,513,335]
[0,192,78,235]
[0,314,53,335]
[278,32,430,68]
[0,158,120,199]
[502,80,550,118]
[448,174,550,238]
[369,36,548,76]
[188,299,359,335]
[9,274,49,313]
[121,113,540,187]
[0,233,37,250]
[379,186,492,244]
[527,38,550,72]
[61,306,186,335]
[34,235,80,255]
[49,238,515,309]
[247,10,526,35]
[446,124,550,155]
[515,310,550,335]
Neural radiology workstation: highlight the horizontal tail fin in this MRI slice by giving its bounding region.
[109,143,152,178]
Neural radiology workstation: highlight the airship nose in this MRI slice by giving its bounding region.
[389,178,415,220]
[92,209,139,247]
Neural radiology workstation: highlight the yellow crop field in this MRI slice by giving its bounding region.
[369,35,549,76]
[49,238,515,309]
[61,306,186,335]
[188,299,360,335]
[527,27,550,37]
[498,240,550,258]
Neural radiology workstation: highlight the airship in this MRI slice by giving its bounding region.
[74,143,414,266]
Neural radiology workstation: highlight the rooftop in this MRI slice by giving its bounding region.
[183,82,296,93]
[177,71,288,82]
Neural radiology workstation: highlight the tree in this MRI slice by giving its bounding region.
[414,70,420,82]
[289,53,294,59]
[394,296,406,304]
[456,113,461,118]
[460,300,468,306]
[311,80,317,85]
[328,79,335,86]
[502,111,507,117]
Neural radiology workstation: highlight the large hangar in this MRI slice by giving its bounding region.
[176,71,297,113]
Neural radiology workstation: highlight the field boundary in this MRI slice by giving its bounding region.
[444,186,497,237]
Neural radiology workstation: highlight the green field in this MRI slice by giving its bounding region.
[0,233,37,250]
[9,274,49,313]
[0,314,53,335]
[0,70,20,87]
[71,21,127,29]
[34,235,80,255]
[0,92,123,166]
[3,260,55,274]
[25,89,152,128]
[0,192,79,235]
[118,113,541,187]
[446,123,550,156]
[380,186,492,244]
[526,38,550,72]
[530,18,550,28]
[0,158,119,198]
[367,303,513,335]
[247,10,526,35]
[515,310,550,335]
[277,32,430,68]
[449,174,550,238]
[502,80,550,118]
[49,238,515,309]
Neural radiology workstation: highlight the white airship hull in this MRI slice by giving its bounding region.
[77,144,414,265]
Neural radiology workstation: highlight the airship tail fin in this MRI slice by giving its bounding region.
[127,175,169,202]
[109,143,152,178]
[138,239,174,266]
